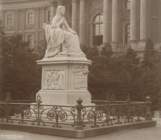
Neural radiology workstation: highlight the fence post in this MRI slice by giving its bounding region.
[19,105,25,124]
[75,98,84,130]
[145,96,152,120]
[105,94,110,126]
[126,94,131,123]
[5,93,11,123]
[36,94,42,126]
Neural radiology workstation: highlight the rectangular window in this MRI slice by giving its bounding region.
[7,14,12,26]
[28,35,34,49]
[28,13,34,25]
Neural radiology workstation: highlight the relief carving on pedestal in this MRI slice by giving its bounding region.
[73,65,89,75]
[43,70,65,90]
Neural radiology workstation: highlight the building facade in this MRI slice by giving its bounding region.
[0,0,161,55]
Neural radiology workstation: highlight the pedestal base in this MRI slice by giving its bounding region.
[37,89,92,105]
[36,55,92,105]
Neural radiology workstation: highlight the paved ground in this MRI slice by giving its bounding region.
[0,118,160,140]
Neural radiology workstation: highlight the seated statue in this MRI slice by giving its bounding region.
[43,6,84,58]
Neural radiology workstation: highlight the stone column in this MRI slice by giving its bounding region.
[40,6,46,41]
[79,0,85,45]
[19,9,26,40]
[14,9,19,33]
[157,0,161,42]
[130,0,137,42]
[112,0,118,43]
[35,7,39,47]
[140,0,147,41]
[72,0,77,31]
[57,0,63,6]
[0,10,5,27]
[0,11,3,94]
[103,0,111,43]
[40,6,46,28]
[49,0,55,22]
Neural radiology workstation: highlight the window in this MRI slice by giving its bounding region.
[124,23,130,44]
[124,0,131,10]
[93,15,103,46]
[5,13,14,26]
[28,13,34,25]
[26,11,34,25]
[47,10,51,23]
[94,15,103,36]
[28,35,34,49]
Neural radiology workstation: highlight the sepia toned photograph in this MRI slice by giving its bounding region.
[0,0,161,140]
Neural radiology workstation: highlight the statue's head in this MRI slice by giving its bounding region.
[57,6,65,16]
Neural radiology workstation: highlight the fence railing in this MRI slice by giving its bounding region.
[0,93,152,130]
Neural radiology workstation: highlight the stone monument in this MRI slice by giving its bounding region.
[36,6,92,105]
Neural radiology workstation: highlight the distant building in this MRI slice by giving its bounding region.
[0,0,161,56]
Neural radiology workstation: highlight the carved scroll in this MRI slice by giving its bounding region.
[73,65,89,75]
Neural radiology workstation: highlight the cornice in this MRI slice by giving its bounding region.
[0,6,49,12]
[34,7,40,11]
[40,6,46,10]
[19,8,26,12]
[0,0,43,4]
[0,10,5,13]
[0,0,50,10]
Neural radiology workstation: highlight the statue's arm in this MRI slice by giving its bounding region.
[63,20,77,34]
[51,17,64,29]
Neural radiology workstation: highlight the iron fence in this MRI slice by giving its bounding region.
[0,93,152,130]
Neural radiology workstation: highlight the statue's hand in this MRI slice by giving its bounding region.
[71,30,77,35]
[43,23,46,29]
[60,18,65,24]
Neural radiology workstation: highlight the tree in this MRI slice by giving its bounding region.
[82,44,157,105]
[0,34,43,100]
[142,39,159,70]
[141,39,161,110]
[106,47,142,101]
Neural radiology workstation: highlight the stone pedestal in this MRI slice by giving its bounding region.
[36,55,92,105]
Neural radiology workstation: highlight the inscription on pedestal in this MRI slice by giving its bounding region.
[75,76,87,89]
[43,70,65,90]
[73,65,88,89]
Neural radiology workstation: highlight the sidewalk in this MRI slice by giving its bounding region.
[0,118,160,140]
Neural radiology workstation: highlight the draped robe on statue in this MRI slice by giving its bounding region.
[44,14,84,58]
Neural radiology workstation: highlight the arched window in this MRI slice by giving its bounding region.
[124,0,131,10]
[93,14,103,46]
[28,35,34,49]
[124,23,130,44]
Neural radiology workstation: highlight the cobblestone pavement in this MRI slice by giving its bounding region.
[0,118,160,140]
